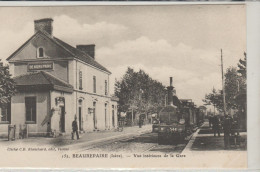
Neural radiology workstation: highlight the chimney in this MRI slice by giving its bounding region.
[34,18,53,36]
[167,77,174,106]
[76,44,95,59]
[170,77,173,87]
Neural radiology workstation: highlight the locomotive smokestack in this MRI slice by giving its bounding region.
[167,77,174,106]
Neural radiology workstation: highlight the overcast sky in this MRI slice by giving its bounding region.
[0,5,246,107]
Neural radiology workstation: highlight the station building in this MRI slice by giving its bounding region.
[0,18,118,136]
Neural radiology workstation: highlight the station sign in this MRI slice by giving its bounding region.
[27,62,53,71]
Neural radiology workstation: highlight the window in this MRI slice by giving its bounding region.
[25,97,36,123]
[105,103,107,128]
[38,47,44,58]
[105,80,108,95]
[93,76,96,93]
[79,70,83,90]
[0,102,11,123]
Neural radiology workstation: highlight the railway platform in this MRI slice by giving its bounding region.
[0,124,152,150]
[183,121,247,152]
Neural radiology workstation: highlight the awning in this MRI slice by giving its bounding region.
[14,71,73,93]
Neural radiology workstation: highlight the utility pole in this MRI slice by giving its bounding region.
[221,49,227,115]
[131,108,134,126]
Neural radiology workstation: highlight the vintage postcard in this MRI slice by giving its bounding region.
[0,4,249,169]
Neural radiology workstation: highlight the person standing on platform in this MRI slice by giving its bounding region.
[209,115,212,128]
[212,115,221,137]
[222,115,232,149]
[71,115,79,140]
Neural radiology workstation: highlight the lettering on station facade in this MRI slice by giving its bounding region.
[27,63,53,71]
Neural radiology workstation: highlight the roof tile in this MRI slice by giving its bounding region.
[14,71,73,93]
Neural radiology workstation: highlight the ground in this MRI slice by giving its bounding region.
[80,132,188,154]
[0,121,247,168]
[0,121,247,153]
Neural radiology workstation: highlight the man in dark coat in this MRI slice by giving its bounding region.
[232,113,240,136]
[71,116,79,140]
[209,115,213,128]
[222,115,232,149]
[139,115,143,128]
[212,115,220,137]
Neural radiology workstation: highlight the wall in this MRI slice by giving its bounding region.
[2,91,50,136]
[8,33,72,81]
[68,60,115,132]
[75,92,112,132]
[12,61,69,82]
[10,33,72,62]
[72,60,110,96]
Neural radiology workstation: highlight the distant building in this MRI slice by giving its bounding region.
[198,105,207,117]
[0,18,118,137]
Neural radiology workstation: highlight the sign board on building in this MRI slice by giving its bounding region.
[27,63,53,71]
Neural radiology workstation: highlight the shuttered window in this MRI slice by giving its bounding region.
[0,102,11,123]
[79,70,83,90]
[105,80,108,95]
[93,76,96,93]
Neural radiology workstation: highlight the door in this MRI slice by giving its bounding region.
[60,106,65,132]
[79,107,82,131]
[112,105,115,127]
[105,104,107,129]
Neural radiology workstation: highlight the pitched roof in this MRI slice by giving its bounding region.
[7,30,111,74]
[14,71,73,93]
[53,37,111,74]
[160,105,177,113]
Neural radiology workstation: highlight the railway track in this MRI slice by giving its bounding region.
[76,132,187,154]
[75,135,138,153]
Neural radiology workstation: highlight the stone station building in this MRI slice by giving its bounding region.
[0,18,118,137]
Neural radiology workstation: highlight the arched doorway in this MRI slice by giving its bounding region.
[105,103,107,129]
[93,102,97,129]
[78,99,83,131]
[112,105,115,127]
[55,97,65,133]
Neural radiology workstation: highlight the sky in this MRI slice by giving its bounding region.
[0,5,246,107]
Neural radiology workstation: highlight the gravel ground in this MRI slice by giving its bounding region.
[82,133,188,154]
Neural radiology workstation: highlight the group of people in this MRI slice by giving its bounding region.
[208,114,240,149]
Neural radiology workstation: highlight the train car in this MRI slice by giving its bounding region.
[198,106,207,126]
[158,77,190,145]
[157,77,203,145]
[158,105,186,144]
[179,99,197,134]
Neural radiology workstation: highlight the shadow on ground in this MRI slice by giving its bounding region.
[126,133,159,144]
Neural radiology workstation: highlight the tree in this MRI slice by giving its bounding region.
[237,52,246,78]
[203,52,247,112]
[224,67,245,110]
[203,87,224,112]
[0,60,16,104]
[115,67,166,116]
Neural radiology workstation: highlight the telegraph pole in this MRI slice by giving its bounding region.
[221,49,227,115]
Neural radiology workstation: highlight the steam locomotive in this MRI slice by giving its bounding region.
[157,77,205,145]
